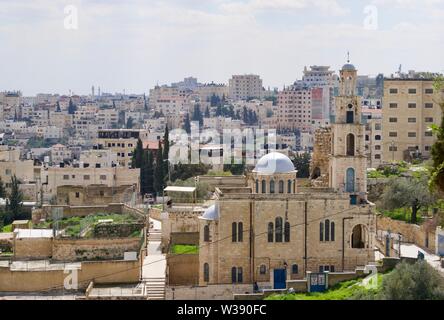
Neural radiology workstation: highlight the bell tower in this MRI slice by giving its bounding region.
[329,57,367,203]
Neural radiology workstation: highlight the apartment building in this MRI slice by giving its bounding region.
[382,78,443,162]
[228,74,263,101]
[362,107,383,168]
[50,144,72,164]
[96,109,119,127]
[277,85,312,133]
[0,146,35,186]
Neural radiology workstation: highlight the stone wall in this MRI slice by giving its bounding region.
[310,127,331,186]
[52,237,142,262]
[170,232,199,246]
[14,238,53,260]
[376,215,436,253]
[0,259,140,292]
[165,284,254,300]
[93,223,144,238]
[0,234,13,252]
[197,176,246,191]
[167,253,199,286]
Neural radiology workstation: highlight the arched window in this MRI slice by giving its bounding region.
[292,264,298,274]
[351,225,367,249]
[346,134,355,156]
[232,222,237,242]
[284,222,290,242]
[237,267,243,283]
[346,168,356,193]
[204,225,210,242]
[293,180,296,193]
[275,217,283,243]
[279,180,284,194]
[320,222,324,241]
[331,221,335,241]
[260,265,267,275]
[203,263,209,282]
[231,267,237,283]
[261,180,266,193]
[255,180,259,193]
[325,219,330,241]
[268,222,274,242]
[287,180,292,193]
[238,222,243,242]
[270,180,275,194]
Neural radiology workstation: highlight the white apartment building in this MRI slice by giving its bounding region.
[362,107,383,168]
[228,74,263,101]
[277,85,312,133]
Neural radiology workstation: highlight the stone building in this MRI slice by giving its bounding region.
[197,63,376,289]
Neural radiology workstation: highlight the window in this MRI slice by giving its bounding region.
[287,180,292,193]
[279,180,284,194]
[389,132,398,137]
[408,103,416,109]
[389,146,398,152]
[408,88,417,94]
[231,267,237,283]
[375,124,382,130]
[270,180,275,194]
[275,217,283,243]
[75,192,80,198]
[325,220,330,241]
[408,132,416,138]
[375,135,381,141]
[365,135,369,142]
[389,103,398,108]
[203,263,209,282]
[63,175,69,180]
[232,222,237,242]
[346,111,354,124]
[389,117,397,123]
[375,154,381,159]
[204,225,210,242]
[425,103,433,108]
[425,88,434,94]
[260,265,267,275]
[320,222,324,241]
[284,222,290,242]
[425,131,433,137]
[100,175,107,180]
[346,134,355,156]
[5,169,11,175]
[425,146,432,151]
[408,118,416,123]
[292,264,299,274]
[389,88,398,94]
[238,222,243,242]
[268,223,274,242]
[255,180,259,193]
[237,267,243,283]
[425,117,434,123]
[375,145,381,150]
[261,180,266,193]
[84,175,90,180]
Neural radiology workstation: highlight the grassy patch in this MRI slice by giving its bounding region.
[171,244,199,254]
[266,274,385,301]
[1,224,12,233]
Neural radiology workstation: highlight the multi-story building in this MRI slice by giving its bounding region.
[277,85,312,133]
[228,75,263,101]
[362,107,383,168]
[96,109,119,128]
[50,144,72,164]
[382,77,443,162]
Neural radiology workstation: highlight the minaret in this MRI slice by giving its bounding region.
[329,58,367,203]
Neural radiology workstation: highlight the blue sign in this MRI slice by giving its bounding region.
[309,273,327,293]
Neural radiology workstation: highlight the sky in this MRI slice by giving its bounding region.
[0,0,443,96]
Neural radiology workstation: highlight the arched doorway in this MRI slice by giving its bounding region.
[351,224,368,249]
[346,168,355,192]
[312,167,321,179]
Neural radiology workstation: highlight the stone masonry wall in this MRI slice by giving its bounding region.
[93,223,145,238]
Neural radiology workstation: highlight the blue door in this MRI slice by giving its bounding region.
[309,273,327,293]
[273,269,286,289]
[346,168,355,193]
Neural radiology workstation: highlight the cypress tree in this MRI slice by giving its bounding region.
[183,113,191,134]
[163,126,170,175]
[0,178,5,198]
[68,98,77,115]
[153,141,165,195]
[6,175,23,224]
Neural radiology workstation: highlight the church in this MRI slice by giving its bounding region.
[197,62,376,289]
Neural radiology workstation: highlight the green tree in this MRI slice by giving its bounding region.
[56,101,61,112]
[68,98,77,115]
[192,104,203,126]
[153,141,165,195]
[131,138,144,169]
[163,126,170,182]
[204,106,210,118]
[183,113,191,134]
[126,116,134,129]
[141,150,154,195]
[292,153,311,178]
[430,76,444,193]
[380,261,444,300]
[380,175,437,224]
[5,175,23,224]
[0,177,6,198]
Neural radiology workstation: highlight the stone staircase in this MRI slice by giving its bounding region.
[148,230,162,242]
[144,277,166,300]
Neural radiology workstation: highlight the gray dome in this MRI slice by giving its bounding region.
[342,63,356,71]
[200,204,219,221]
[253,152,296,174]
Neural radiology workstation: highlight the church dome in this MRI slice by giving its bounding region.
[200,204,219,221]
[253,152,296,175]
[342,63,356,71]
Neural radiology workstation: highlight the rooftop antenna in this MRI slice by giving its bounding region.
[347,51,350,63]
